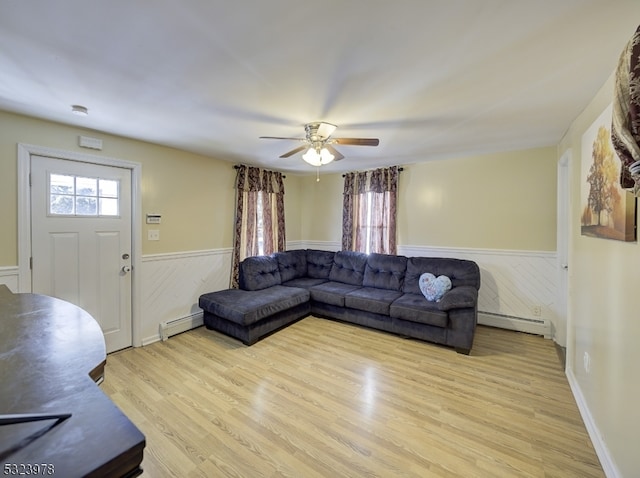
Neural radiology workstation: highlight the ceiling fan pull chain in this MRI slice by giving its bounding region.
[316,167,320,182]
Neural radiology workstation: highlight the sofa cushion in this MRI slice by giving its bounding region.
[274,250,307,283]
[199,286,309,326]
[389,294,449,327]
[282,277,329,289]
[363,253,407,291]
[239,255,282,291]
[403,257,480,294]
[345,287,403,315]
[306,249,336,279]
[309,281,362,307]
[329,251,368,286]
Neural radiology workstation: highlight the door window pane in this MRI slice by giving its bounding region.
[50,194,74,214]
[99,198,119,216]
[99,179,118,198]
[76,196,98,215]
[76,176,97,196]
[48,173,120,217]
[50,174,74,194]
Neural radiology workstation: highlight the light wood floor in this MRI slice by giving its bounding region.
[102,318,603,478]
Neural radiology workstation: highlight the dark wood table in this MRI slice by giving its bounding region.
[0,285,145,477]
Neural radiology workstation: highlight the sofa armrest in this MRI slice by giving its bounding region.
[239,255,282,290]
[437,286,477,311]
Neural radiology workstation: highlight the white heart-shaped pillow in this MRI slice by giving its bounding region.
[419,273,452,302]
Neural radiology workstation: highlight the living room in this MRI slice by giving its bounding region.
[1,2,639,477]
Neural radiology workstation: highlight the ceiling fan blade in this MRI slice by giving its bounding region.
[324,144,344,161]
[259,136,305,141]
[279,145,308,158]
[332,138,379,146]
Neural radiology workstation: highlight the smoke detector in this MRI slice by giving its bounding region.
[71,104,88,116]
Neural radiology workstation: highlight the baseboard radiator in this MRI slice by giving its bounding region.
[160,312,204,341]
[478,311,551,339]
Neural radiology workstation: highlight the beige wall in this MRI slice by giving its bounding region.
[0,110,557,268]
[399,149,557,250]
[0,110,306,266]
[283,174,303,242]
[299,147,558,251]
[299,173,345,242]
[558,73,640,478]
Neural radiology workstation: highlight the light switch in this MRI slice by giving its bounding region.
[148,229,160,241]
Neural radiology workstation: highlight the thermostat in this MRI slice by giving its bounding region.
[146,214,161,224]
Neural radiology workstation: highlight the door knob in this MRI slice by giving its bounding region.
[121,265,132,273]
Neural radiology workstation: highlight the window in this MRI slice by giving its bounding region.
[360,192,376,255]
[256,191,265,256]
[356,190,394,255]
[49,173,119,217]
[342,166,399,255]
[230,165,286,288]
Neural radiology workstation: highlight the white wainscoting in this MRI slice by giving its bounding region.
[299,242,557,337]
[138,242,558,345]
[142,242,305,344]
[303,241,342,252]
[140,248,232,345]
[398,245,557,337]
[0,267,19,292]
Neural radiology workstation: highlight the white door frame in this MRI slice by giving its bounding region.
[17,143,143,348]
[557,149,572,358]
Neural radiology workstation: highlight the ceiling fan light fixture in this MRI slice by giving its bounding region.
[320,147,335,164]
[302,147,334,167]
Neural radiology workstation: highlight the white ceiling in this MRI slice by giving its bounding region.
[1,1,639,174]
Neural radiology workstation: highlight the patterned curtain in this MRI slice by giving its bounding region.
[342,166,399,254]
[612,24,640,196]
[230,165,286,287]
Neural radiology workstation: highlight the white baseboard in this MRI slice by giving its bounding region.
[478,311,551,338]
[0,266,19,292]
[566,369,619,478]
[141,334,162,346]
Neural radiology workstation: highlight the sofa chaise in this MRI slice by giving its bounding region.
[198,250,481,354]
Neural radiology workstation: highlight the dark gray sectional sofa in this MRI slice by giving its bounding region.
[199,250,481,354]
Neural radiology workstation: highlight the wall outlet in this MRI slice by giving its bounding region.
[148,229,160,241]
[532,305,542,317]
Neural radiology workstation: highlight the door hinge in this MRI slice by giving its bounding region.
[29,173,32,187]
[30,257,33,270]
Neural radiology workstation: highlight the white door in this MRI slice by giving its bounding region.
[31,155,133,353]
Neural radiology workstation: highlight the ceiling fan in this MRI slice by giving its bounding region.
[259,122,379,166]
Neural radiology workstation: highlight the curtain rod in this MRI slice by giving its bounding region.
[234,164,286,179]
[342,167,404,178]
[233,164,403,179]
